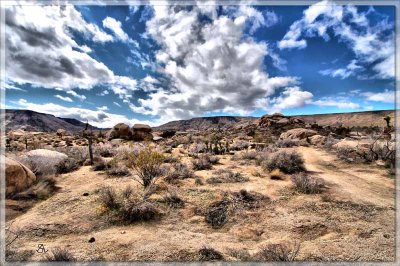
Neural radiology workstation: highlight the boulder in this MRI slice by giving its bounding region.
[56,129,67,137]
[332,139,372,151]
[309,135,327,146]
[108,123,132,140]
[161,130,176,138]
[26,149,68,166]
[5,157,37,197]
[132,124,153,141]
[280,128,318,140]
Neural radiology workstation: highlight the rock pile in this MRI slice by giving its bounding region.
[108,123,153,141]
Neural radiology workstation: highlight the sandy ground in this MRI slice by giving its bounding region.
[5,146,395,262]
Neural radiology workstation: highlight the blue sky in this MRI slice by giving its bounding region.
[4,1,395,127]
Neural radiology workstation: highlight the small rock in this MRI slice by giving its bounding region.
[88,237,95,243]
[83,193,89,196]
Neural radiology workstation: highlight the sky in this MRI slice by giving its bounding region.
[2,0,396,127]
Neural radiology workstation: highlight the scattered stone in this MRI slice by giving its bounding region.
[88,237,95,243]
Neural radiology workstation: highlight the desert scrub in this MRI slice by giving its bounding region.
[205,198,231,228]
[198,247,224,261]
[192,154,218,170]
[291,173,326,194]
[165,163,193,183]
[160,192,185,208]
[276,139,297,148]
[207,169,249,184]
[255,242,300,261]
[12,177,59,200]
[233,150,257,161]
[261,150,305,174]
[105,159,131,177]
[95,144,116,158]
[55,157,80,174]
[99,186,161,223]
[127,148,165,188]
[46,248,75,262]
[91,157,107,171]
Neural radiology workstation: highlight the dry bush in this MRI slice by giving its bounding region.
[192,154,218,170]
[120,199,161,222]
[205,198,231,228]
[291,173,326,194]
[276,139,297,148]
[99,186,161,223]
[46,248,75,262]
[165,163,193,183]
[127,148,165,188]
[233,150,257,161]
[195,176,205,185]
[324,136,339,149]
[12,177,58,200]
[6,249,34,262]
[163,155,179,163]
[269,169,285,180]
[207,169,249,184]
[230,140,250,151]
[227,249,252,261]
[53,146,88,165]
[95,144,115,157]
[188,142,207,156]
[106,164,131,177]
[198,247,224,261]
[261,150,305,174]
[255,243,300,261]
[91,157,107,171]
[160,192,185,208]
[99,186,119,210]
[231,189,267,209]
[55,158,80,174]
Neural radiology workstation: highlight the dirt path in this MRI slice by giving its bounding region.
[297,146,395,208]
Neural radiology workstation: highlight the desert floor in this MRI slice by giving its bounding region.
[5,146,395,262]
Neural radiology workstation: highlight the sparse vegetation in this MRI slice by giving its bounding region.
[199,247,224,261]
[165,163,193,183]
[46,248,75,262]
[261,150,305,174]
[127,148,165,188]
[205,198,231,228]
[207,169,249,184]
[255,243,300,261]
[192,154,218,170]
[291,173,326,194]
[55,158,80,174]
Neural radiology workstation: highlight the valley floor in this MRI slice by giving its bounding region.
[5,147,395,262]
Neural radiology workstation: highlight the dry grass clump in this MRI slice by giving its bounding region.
[276,139,298,148]
[55,158,80,174]
[12,177,59,200]
[106,164,131,177]
[269,169,285,180]
[233,150,258,161]
[255,242,300,261]
[205,198,231,228]
[95,144,115,158]
[227,248,252,261]
[198,247,224,261]
[192,154,218,170]
[91,157,107,171]
[231,189,267,209]
[261,150,305,174]
[207,169,249,184]
[46,248,75,261]
[98,186,161,223]
[160,192,185,208]
[291,173,326,194]
[165,163,193,183]
[163,155,180,163]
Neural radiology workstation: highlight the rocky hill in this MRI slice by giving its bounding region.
[5,109,99,133]
[293,110,395,128]
[153,116,258,131]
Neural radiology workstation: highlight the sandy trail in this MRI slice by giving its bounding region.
[297,146,395,208]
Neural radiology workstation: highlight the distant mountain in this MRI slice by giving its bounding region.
[153,116,258,131]
[5,109,100,133]
[155,110,395,131]
[293,110,395,128]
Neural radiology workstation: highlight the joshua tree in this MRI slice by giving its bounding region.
[82,121,94,165]
[384,116,391,128]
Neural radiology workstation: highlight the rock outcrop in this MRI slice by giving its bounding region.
[280,128,318,140]
[132,124,153,141]
[259,113,305,128]
[108,123,132,140]
[5,157,37,197]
